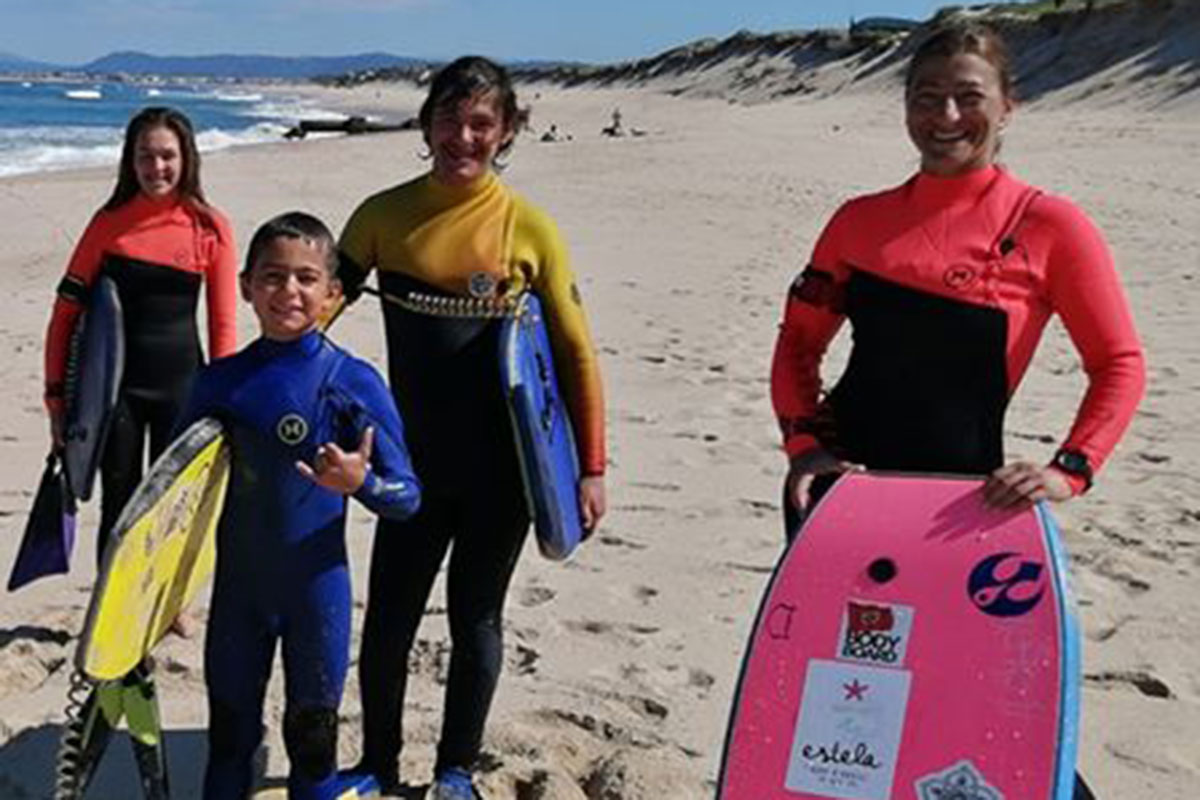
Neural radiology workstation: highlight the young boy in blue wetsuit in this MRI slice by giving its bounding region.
[176,212,422,799]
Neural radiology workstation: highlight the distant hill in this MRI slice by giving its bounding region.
[0,51,426,79]
[0,52,61,73]
[79,51,427,79]
[0,49,573,81]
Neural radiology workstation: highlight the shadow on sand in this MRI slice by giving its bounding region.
[0,724,436,798]
[0,723,206,798]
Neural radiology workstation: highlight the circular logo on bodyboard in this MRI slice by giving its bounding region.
[968,552,1046,617]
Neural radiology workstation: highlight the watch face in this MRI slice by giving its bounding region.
[1056,450,1089,475]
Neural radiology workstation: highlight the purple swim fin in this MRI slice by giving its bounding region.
[8,452,77,591]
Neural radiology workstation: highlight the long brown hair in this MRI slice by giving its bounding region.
[104,106,207,211]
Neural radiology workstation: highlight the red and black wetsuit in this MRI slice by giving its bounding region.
[771,165,1145,502]
[44,194,238,561]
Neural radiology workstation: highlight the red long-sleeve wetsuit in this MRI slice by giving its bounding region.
[771,166,1145,494]
[44,193,238,558]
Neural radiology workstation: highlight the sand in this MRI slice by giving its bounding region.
[0,77,1196,799]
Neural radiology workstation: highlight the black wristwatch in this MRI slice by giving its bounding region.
[1051,449,1093,492]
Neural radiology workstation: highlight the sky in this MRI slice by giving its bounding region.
[2,0,952,66]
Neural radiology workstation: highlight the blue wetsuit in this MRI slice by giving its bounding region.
[177,330,421,800]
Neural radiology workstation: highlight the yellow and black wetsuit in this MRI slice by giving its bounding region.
[338,170,606,783]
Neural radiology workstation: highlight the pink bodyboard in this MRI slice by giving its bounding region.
[719,473,1080,800]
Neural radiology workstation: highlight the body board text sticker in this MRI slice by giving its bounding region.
[837,600,915,667]
[785,659,912,799]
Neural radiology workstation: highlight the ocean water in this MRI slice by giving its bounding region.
[0,79,345,178]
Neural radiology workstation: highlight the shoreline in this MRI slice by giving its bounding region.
[0,80,400,181]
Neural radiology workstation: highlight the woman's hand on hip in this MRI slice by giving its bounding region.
[786,448,861,512]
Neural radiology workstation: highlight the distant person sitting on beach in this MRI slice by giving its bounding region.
[337,55,607,799]
[601,106,625,136]
[539,123,572,142]
[601,107,648,138]
[770,23,1144,795]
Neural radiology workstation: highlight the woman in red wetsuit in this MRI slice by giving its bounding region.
[770,22,1143,800]
[772,22,1144,518]
[44,106,238,563]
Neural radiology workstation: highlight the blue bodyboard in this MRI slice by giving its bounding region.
[63,275,124,502]
[499,293,585,560]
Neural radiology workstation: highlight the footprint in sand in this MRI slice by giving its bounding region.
[627,694,669,721]
[545,708,661,749]
[1084,669,1173,699]
[738,498,779,518]
[628,481,680,493]
[513,769,581,800]
[614,503,667,513]
[154,654,206,688]
[563,619,660,648]
[580,745,704,797]
[687,668,716,692]
[1089,558,1153,595]
[596,534,648,551]
[510,643,540,676]
[633,585,658,604]
[0,625,73,699]
[519,585,557,608]
[408,637,451,684]
[1087,614,1136,643]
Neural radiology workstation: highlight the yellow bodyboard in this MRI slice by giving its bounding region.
[76,418,230,680]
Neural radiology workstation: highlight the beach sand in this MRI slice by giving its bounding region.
[0,80,1196,798]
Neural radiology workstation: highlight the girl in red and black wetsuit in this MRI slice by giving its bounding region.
[770,23,1144,800]
[44,107,238,563]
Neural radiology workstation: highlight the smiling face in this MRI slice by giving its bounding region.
[905,52,1013,177]
[242,236,340,341]
[134,124,184,199]
[427,90,514,186]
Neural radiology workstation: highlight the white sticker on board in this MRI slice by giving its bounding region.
[785,659,912,800]
[915,760,1004,800]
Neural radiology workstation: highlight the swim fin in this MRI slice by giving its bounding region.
[56,665,169,800]
[7,452,76,591]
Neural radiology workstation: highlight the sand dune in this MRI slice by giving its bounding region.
[329,0,1200,113]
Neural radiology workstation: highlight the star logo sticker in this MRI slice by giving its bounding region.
[843,679,868,701]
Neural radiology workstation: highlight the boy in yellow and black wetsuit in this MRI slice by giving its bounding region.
[338,57,606,799]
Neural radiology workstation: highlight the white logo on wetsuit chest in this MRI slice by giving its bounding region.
[276,413,309,445]
[468,271,498,298]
